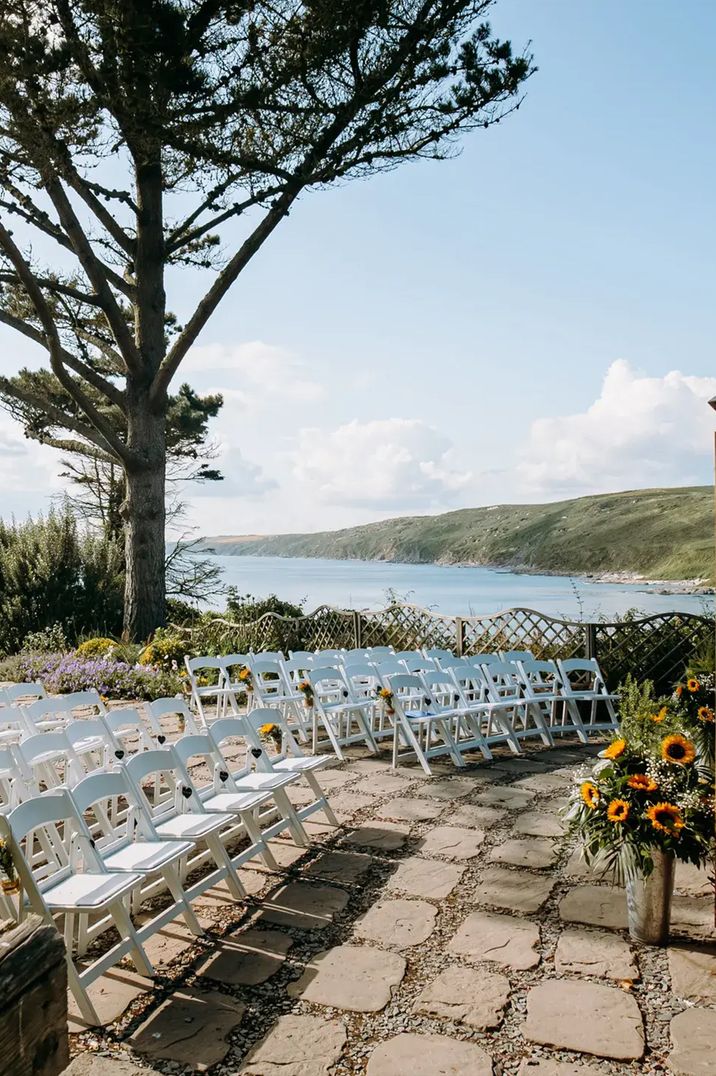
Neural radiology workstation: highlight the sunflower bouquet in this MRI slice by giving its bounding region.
[259,722,283,751]
[567,688,714,883]
[236,665,254,693]
[297,680,314,708]
[0,838,18,894]
[375,686,396,716]
[673,672,715,766]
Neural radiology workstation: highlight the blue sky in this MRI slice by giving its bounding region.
[1,1,714,534]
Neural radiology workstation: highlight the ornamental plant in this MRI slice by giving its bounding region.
[567,676,715,882]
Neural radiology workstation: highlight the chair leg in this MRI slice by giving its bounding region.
[66,954,101,1026]
[274,786,310,846]
[109,899,154,977]
[162,865,203,936]
[206,832,245,899]
[304,771,339,827]
[242,810,278,869]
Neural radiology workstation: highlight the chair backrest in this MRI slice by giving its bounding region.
[252,651,285,663]
[374,658,406,677]
[148,696,201,734]
[467,652,501,667]
[283,656,314,680]
[479,660,523,700]
[343,648,370,662]
[3,789,103,890]
[0,705,32,738]
[68,768,152,845]
[219,654,254,682]
[124,746,195,820]
[17,730,80,769]
[66,717,121,760]
[558,657,605,689]
[366,646,394,656]
[400,654,437,673]
[314,649,344,662]
[103,706,159,748]
[423,670,461,704]
[424,648,455,663]
[308,666,349,700]
[0,682,46,707]
[172,733,228,796]
[239,707,304,763]
[501,650,533,663]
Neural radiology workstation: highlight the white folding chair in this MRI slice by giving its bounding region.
[480,661,554,748]
[123,747,246,900]
[0,790,152,1025]
[25,690,106,733]
[557,658,619,733]
[148,697,202,736]
[400,654,438,674]
[313,649,345,663]
[184,656,230,722]
[365,646,395,657]
[501,649,534,663]
[0,705,34,745]
[238,709,340,829]
[449,664,520,754]
[0,681,47,707]
[251,658,310,740]
[342,662,390,742]
[423,670,492,761]
[384,673,465,775]
[308,666,378,760]
[217,653,254,713]
[515,658,585,742]
[173,732,304,865]
[16,731,87,791]
[423,648,455,666]
[103,706,160,752]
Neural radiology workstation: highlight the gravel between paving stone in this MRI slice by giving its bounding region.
[66,729,714,1076]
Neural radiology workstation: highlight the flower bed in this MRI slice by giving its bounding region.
[15,652,184,701]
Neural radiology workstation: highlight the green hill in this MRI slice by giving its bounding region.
[200,486,715,582]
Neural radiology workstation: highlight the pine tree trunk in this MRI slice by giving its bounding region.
[122,398,166,640]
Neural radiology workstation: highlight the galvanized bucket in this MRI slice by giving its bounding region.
[626,850,675,945]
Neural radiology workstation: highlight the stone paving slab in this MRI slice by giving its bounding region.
[354,897,437,949]
[473,786,535,809]
[195,927,292,985]
[312,791,378,824]
[418,824,485,860]
[488,836,558,869]
[258,881,349,929]
[514,772,572,793]
[668,1006,716,1074]
[667,943,716,1003]
[513,810,564,837]
[450,803,507,828]
[674,861,713,897]
[68,968,151,1031]
[240,1013,347,1076]
[415,777,476,800]
[130,988,245,1071]
[524,979,644,1060]
[64,1059,155,1076]
[366,1032,493,1075]
[387,856,465,899]
[474,865,554,913]
[494,757,549,774]
[246,839,308,872]
[558,884,628,930]
[562,847,615,883]
[357,772,415,796]
[413,965,510,1028]
[555,927,638,981]
[304,849,374,884]
[344,821,410,851]
[287,944,406,1012]
[374,796,443,821]
[316,768,361,790]
[194,872,266,908]
[448,910,540,969]
[136,913,213,966]
[670,895,715,942]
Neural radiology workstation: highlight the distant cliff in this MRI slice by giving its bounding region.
[199,486,714,583]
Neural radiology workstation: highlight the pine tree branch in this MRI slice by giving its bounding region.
[0,221,136,465]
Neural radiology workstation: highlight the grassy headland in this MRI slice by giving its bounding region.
[200,487,714,584]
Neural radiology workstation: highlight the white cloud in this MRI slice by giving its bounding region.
[291,418,472,510]
[191,446,277,500]
[519,360,716,496]
[184,340,323,402]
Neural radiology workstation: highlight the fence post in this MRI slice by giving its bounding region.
[455,617,465,657]
[352,610,362,649]
[584,622,597,661]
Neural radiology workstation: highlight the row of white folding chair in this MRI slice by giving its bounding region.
[0,707,339,1023]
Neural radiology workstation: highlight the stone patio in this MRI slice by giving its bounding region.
[67,738,716,1074]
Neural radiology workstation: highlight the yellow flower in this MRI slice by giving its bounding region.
[697,706,714,723]
[580,781,600,809]
[646,802,684,834]
[627,773,657,792]
[238,667,251,681]
[687,678,700,693]
[651,706,668,724]
[259,723,278,735]
[606,799,630,823]
[661,734,696,766]
[675,685,684,698]
[378,687,393,699]
[603,738,626,760]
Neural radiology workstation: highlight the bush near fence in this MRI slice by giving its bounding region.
[172,603,712,696]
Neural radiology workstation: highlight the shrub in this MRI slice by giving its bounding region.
[138,628,188,669]
[16,652,184,701]
[76,637,118,658]
[20,623,70,654]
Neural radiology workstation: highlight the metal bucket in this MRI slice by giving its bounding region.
[626,850,675,946]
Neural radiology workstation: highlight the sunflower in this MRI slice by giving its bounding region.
[607,798,630,823]
[661,734,696,766]
[697,706,714,723]
[627,773,658,792]
[687,678,700,693]
[646,802,684,834]
[651,706,668,724]
[580,781,600,809]
[259,723,278,735]
[603,738,626,760]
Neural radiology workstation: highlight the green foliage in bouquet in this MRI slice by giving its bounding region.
[566,675,715,883]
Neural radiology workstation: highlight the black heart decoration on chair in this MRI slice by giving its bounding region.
[157,735,166,744]
[219,770,229,783]
[250,747,262,759]
[342,689,349,698]
[181,785,193,798]
[114,749,125,760]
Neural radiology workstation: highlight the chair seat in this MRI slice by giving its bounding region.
[322,701,368,714]
[103,839,193,873]
[233,770,298,791]
[154,812,234,839]
[202,790,271,812]
[274,755,328,773]
[71,736,107,755]
[44,870,141,910]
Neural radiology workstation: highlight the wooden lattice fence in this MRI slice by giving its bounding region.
[182,603,712,694]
